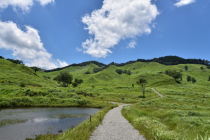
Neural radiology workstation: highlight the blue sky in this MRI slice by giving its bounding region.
[0,0,209,69]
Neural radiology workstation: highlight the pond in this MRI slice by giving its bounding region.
[0,107,100,140]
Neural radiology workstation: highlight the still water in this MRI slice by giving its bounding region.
[0,107,100,140]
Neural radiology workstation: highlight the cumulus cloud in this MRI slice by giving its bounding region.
[82,0,159,58]
[0,20,67,69]
[127,40,137,49]
[0,0,54,11]
[174,0,196,7]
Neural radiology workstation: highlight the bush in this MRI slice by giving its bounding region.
[76,90,87,96]
[20,82,26,87]
[11,98,21,106]
[93,68,102,73]
[85,71,91,74]
[138,95,146,98]
[66,93,75,98]
[116,69,123,74]
[0,101,11,107]
[76,99,89,106]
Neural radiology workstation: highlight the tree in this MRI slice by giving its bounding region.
[132,84,134,88]
[136,78,147,97]
[75,78,83,89]
[93,68,102,73]
[123,70,127,74]
[54,72,73,87]
[0,56,4,59]
[115,69,123,74]
[72,82,78,88]
[180,73,183,81]
[200,67,204,70]
[172,72,180,81]
[192,77,196,84]
[127,70,131,75]
[32,67,40,74]
[208,76,210,81]
[185,65,188,71]
[187,75,191,82]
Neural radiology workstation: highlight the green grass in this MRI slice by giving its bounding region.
[35,104,118,140]
[122,84,210,139]
[1,58,210,139]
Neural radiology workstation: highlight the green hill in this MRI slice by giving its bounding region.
[1,56,210,139]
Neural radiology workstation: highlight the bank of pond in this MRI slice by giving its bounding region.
[0,107,100,140]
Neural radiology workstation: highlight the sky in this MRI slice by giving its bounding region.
[0,0,209,69]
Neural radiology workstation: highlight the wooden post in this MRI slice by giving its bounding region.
[90,115,91,122]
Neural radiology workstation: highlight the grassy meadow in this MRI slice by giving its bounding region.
[1,57,210,139]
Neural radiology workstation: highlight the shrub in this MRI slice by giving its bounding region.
[66,93,74,98]
[76,99,89,106]
[115,69,123,74]
[0,101,11,107]
[20,82,26,87]
[76,90,87,96]
[85,71,91,74]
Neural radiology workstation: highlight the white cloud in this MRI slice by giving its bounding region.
[82,0,159,58]
[0,0,54,12]
[174,0,196,7]
[76,47,82,52]
[0,20,67,69]
[36,0,54,6]
[127,40,137,49]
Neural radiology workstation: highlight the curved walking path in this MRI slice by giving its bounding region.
[89,88,163,140]
[89,104,146,140]
[151,88,163,97]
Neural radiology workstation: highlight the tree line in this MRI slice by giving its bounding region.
[0,56,24,65]
[44,55,210,72]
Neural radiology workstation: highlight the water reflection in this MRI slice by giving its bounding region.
[0,107,100,140]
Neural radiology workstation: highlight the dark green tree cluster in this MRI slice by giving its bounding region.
[93,68,102,73]
[45,61,106,72]
[53,72,73,87]
[85,71,91,74]
[185,65,188,71]
[7,59,23,64]
[165,70,182,81]
[45,56,210,73]
[115,69,123,74]
[72,78,83,88]
[187,76,196,84]
[115,69,131,75]
[31,67,40,74]
[0,56,4,59]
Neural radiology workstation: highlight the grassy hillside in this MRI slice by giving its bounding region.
[1,58,210,139]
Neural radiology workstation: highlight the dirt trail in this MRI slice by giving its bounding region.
[151,87,164,97]
[89,105,146,140]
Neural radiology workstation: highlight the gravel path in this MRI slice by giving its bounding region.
[151,88,163,97]
[89,105,146,140]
